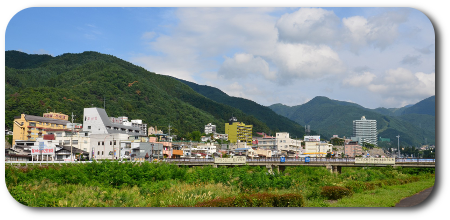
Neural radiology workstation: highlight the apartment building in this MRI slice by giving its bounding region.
[225,116,253,145]
[12,113,70,146]
[253,135,276,150]
[275,132,302,155]
[344,141,363,158]
[204,123,216,134]
[352,116,377,146]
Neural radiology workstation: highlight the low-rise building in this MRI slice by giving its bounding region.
[344,141,363,158]
[303,136,332,157]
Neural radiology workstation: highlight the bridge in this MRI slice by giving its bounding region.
[164,157,436,173]
[5,157,435,174]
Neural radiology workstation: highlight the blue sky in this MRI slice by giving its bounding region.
[5,7,435,109]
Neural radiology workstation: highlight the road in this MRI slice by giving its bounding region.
[394,186,434,207]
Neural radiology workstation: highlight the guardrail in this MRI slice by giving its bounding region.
[5,157,435,165]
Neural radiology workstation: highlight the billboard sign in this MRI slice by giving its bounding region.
[32,141,55,155]
[304,136,320,142]
[355,157,395,165]
[214,156,246,164]
[31,147,55,155]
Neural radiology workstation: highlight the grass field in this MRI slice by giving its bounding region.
[5,161,435,207]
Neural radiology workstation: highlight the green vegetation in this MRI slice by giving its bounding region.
[269,96,435,146]
[5,162,434,207]
[5,50,277,138]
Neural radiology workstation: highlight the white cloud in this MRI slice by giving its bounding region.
[367,68,435,104]
[276,8,340,45]
[342,10,409,52]
[271,43,345,81]
[342,72,376,87]
[218,53,276,80]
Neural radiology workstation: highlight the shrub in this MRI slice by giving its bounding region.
[321,186,353,200]
[194,193,304,207]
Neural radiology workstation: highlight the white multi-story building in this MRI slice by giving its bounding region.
[83,107,145,136]
[352,116,377,146]
[204,123,216,134]
[275,132,302,155]
[303,135,332,157]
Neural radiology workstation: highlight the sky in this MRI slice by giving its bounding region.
[5,7,435,109]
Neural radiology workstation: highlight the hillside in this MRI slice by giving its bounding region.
[269,96,435,147]
[401,96,435,116]
[5,50,275,139]
[176,78,307,138]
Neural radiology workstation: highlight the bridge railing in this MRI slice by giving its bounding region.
[5,157,435,165]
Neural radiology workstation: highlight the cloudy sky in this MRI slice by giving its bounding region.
[5,7,435,109]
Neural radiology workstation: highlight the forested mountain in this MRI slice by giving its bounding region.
[269,96,435,147]
[401,96,435,116]
[176,78,307,138]
[5,50,277,139]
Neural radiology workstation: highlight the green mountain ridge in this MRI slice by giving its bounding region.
[269,96,435,147]
[5,50,275,139]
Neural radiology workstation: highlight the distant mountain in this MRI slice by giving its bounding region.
[269,96,435,146]
[402,96,435,116]
[5,50,275,138]
[371,105,412,116]
[176,78,306,138]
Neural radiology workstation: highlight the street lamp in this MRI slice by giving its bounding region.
[396,135,400,158]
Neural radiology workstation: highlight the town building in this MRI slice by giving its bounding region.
[253,133,276,151]
[344,141,363,158]
[275,132,302,156]
[12,113,71,146]
[129,142,164,161]
[352,116,377,146]
[148,126,163,135]
[303,135,332,157]
[82,107,145,136]
[225,116,253,145]
[204,123,216,134]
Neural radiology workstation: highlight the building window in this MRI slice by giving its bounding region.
[88,126,91,129]
[98,151,100,155]
[102,141,104,145]
[72,140,78,145]
[98,142,101,145]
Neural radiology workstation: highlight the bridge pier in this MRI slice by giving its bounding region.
[326,165,342,174]
[333,165,342,174]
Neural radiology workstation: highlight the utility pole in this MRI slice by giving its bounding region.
[71,112,75,162]
[396,135,400,158]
